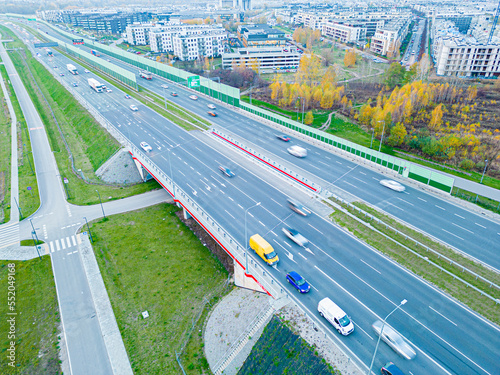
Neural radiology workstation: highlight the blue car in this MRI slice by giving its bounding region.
[381,362,405,375]
[286,271,310,293]
[219,166,235,177]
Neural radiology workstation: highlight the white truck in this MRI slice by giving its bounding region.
[88,78,103,93]
[139,71,152,80]
[67,64,78,75]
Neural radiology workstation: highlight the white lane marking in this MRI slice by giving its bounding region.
[258,220,266,227]
[317,160,329,167]
[451,223,474,234]
[299,252,307,260]
[417,197,427,202]
[66,237,71,248]
[372,177,380,181]
[238,204,244,209]
[429,306,457,326]
[227,196,234,201]
[359,171,366,175]
[61,239,66,250]
[239,176,248,183]
[71,236,76,246]
[77,234,82,244]
[248,212,254,218]
[354,322,373,339]
[385,201,404,211]
[335,161,342,165]
[271,198,282,206]
[177,170,186,177]
[435,205,446,210]
[224,210,235,220]
[270,231,278,237]
[360,259,381,274]
[351,176,367,184]
[55,240,60,251]
[475,223,486,229]
[454,214,465,219]
[307,223,324,235]
[441,229,464,241]
[50,242,55,253]
[396,197,414,206]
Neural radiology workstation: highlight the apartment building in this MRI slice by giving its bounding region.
[370,17,411,57]
[126,23,156,45]
[322,21,367,44]
[222,47,301,73]
[171,32,227,61]
[295,11,332,30]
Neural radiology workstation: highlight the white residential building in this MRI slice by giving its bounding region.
[322,21,367,44]
[370,17,411,57]
[222,47,301,73]
[172,32,227,61]
[125,23,156,45]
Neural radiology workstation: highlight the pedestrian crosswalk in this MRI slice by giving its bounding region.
[49,234,82,253]
[0,224,20,249]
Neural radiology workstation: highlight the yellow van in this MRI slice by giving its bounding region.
[249,234,279,266]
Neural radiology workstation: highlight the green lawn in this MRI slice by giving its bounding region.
[0,64,12,223]
[88,203,230,374]
[1,25,162,206]
[0,258,61,374]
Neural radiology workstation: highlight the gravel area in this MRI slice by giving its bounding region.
[204,288,363,375]
[95,149,143,184]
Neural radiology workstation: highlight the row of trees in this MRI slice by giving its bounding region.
[292,27,321,49]
[356,80,499,167]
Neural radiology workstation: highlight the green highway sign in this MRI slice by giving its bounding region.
[187,75,200,88]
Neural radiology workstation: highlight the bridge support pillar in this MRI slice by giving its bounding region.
[182,208,191,220]
[234,260,265,293]
[132,157,149,181]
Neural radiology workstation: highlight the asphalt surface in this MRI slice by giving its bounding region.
[5,20,500,375]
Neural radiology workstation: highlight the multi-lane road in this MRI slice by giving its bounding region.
[6,20,500,375]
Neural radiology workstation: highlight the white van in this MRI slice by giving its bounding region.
[318,298,354,336]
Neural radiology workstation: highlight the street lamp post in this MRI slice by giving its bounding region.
[296,97,302,122]
[96,190,106,219]
[84,216,94,243]
[367,299,407,375]
[163,86,168,110]
[480,159,488,184]
[378,120,386,152]
[244,202,261,275]
[370,128,374,149]
[167,144,180,198]
[301,97,305,124]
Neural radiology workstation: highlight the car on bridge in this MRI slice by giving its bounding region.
[286,271,310,293]
[372,320,416,360]
[140,142,152,152]
[106,88,112,93]
[219,166,235,177]
[282,228,309,246]
[189,95,198,100]
[171,92,178,97]
[276,134,291,142]
[207,104,216,109]
[287,199,311,216]
[129,105,138,111]
[380,179,405,192]
[207,111,217,117]
[287,145,307,158]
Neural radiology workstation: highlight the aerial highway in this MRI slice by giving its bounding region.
[7,20,499,374]
[32,21,500,272]
[26,34,500,374]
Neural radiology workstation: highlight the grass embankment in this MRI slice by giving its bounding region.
[329,198,500,325]
[0,25,160,206]
[0,63,12,223]
[0,56,39,219]
[239,315,338,375]
[87,203,230,374]
[0,259,61,374]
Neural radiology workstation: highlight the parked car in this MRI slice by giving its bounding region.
[207,111,217,117]
[287,199,311,216]
[189,95,198,100]
[129,105,138,111]
[219,166,235,177]
[380,179,405,192]
[171,92,178,97]
[207,104,216,109]
[140,141,152,152]
[276,134,291,142]
[282,228,309,246]
[286,271,310,293]
[372,320,416,360]
[287,145,307,158]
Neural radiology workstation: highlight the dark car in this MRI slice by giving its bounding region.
[286,271,310,293]
[72,82,78,87]
[59,73,64,76]
[381,362,405,375]
[276,134,291,142]
[171,92,178,97]
[287,198,312,216]
[219,166,235,177]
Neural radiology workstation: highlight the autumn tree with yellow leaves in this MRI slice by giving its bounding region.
[344,49,356,68]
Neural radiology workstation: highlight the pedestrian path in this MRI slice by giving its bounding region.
[46,233,83,253]
[0,224,20,249]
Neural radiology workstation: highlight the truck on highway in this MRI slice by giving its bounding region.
[66,64,78,75]
[91,49,100,57]
[88,78,103,93]
[139,71,152,80]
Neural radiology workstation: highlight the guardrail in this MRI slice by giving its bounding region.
[330,195,500,304]
[211,128,322,194]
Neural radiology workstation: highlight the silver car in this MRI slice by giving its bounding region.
[287,145,307,158]
[282,228,309,246]
[380,179,405,192]
[372,320,416,360]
